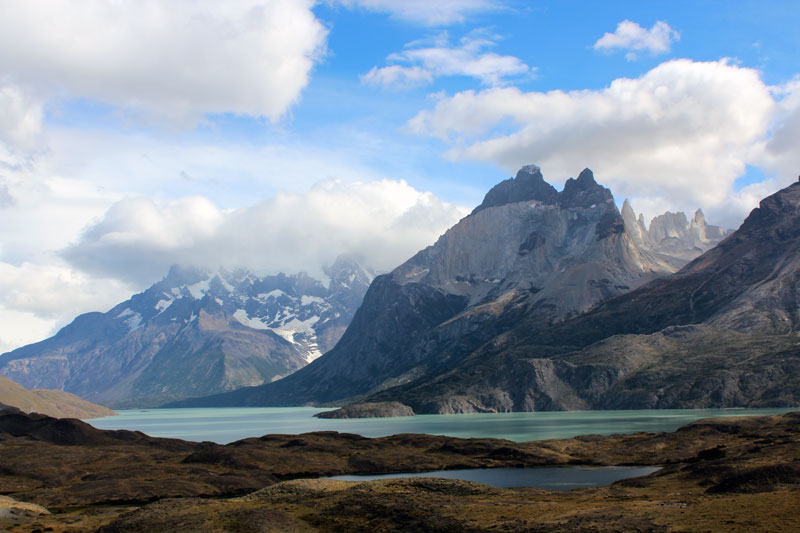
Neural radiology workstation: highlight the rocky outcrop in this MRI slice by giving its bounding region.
[314,402,414,418]
[472,164,557,213]
[621,200,730,264]
[175,167,681,409]
[364,182,800,413]
[0,257,372,408]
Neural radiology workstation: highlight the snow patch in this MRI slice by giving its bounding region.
[215,275,235,293]
[233,309,270,330]
[187,279,210,299]
[155,299,172,312]
[116,308,134,319]
[259,289,285,300]
[300,295,324,306]
[270,315,320,345]
[123,312,142,331]
[305,344,323,363]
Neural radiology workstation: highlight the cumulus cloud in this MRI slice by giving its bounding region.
[361,65,435,90]
[334,0,503,26]
[594,20,680,61]
[757,79,800,181]
[62,179,469,285]
[0,0,327,125]
[362,33,532,89]
[407,59,799,227]
[0,184,15,208]
[0,261,133,353]
[0,83,43,152]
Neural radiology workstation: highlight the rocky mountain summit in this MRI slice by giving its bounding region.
[179,166,725,408]
[0,257,373,408]
[357,181,800,413]
[621,199,729,264]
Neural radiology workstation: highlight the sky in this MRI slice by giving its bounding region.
[1,0,799,352]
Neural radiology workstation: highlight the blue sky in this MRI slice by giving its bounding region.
[0,0,799,351]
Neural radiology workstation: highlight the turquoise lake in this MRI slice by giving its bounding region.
[87,407,797,444]
[327,466,662,490]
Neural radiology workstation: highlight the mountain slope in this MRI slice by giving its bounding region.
[0,257,372,407]
[177,166,702,408]
[0,375,114,419]
[360,182,800,412]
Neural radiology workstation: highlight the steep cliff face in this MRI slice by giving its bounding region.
[621,200,730,265]
[367,182,800,413]
[178,167,681,408]
[0,258,372,407]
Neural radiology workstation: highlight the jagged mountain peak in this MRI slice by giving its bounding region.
[0,260,373,407]
[621,198,635,217]
[324,254,375,288]
[472,163,558,214]
[559,169,613,208]
[185,165,687,408]
[620,200,730,264]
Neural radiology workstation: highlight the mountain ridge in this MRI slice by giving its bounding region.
[172,166,731,409]
[0,257,373,408]
[0,375,114,419]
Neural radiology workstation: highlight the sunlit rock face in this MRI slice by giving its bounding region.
[0,257,373,408]
[621,199,730,264]
[187,166,696,408]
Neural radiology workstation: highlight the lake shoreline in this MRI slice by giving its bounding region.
[88,406,799,444]
[1,410,798,531]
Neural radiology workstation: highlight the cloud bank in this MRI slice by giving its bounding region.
[362,32,532,89]
[0,0,327,125]
[408,59,799,227]
[62,180,469,286]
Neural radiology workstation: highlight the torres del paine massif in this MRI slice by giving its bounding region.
[2,165,798,415]
[2,3,799,531]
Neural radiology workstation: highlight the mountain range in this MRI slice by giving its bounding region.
[174,166,768,412]
[0,256,373,407]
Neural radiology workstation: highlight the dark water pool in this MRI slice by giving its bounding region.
[326,465,661,490]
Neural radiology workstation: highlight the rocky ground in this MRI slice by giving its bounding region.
[0,411,798,531]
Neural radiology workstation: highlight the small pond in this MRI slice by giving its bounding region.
[326,465,662,490]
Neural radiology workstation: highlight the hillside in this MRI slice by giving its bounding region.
[0,375,114,419]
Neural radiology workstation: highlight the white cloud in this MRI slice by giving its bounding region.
[0,83,44,153]
[0,261,133,353]
[362,33,532,89]
[361,65,435,90]
[0,0,327,125]
[334,0,503,26]
[62,179,468,286]
[757,79,800,181]
[594,20,679,61]
[408,59,799,228]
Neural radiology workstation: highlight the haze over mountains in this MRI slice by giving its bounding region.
[0,257,373,408]
[174,166,757,411]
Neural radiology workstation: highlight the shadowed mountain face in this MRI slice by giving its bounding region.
[0,257,373,408]
[177,166,709,408]
[360,182,800,413]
